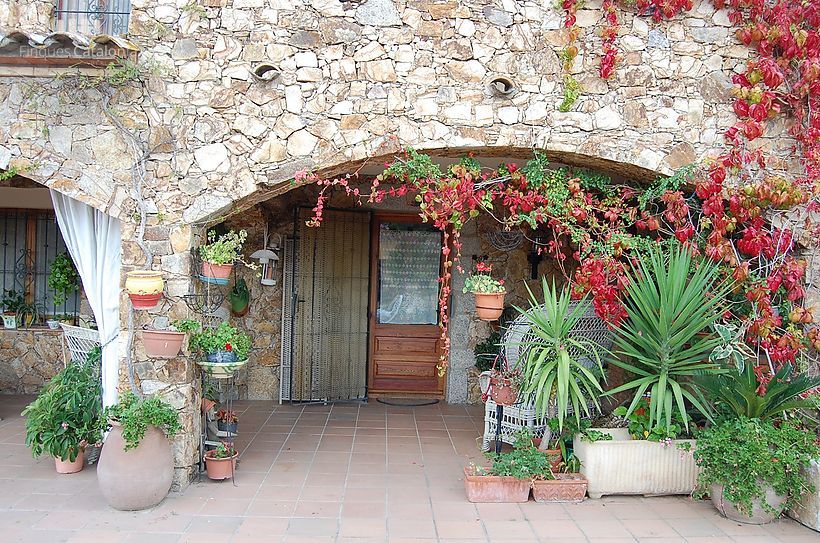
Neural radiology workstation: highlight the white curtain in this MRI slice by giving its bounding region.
[50,190,121,407]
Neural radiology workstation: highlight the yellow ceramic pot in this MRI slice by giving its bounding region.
[125,271,164,296]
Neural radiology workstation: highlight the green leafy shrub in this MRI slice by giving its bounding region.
[105,392,181,451]
[199,229,248,265]
[22,359,104,461]
[474,330,501,372]
[694,418,820,515]
[613,397,684,441]
[189,321,252,360]
[485,429,554,480]
[170,319,201,334]
[47,252,80,305]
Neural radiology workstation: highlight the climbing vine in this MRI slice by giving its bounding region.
[296,2,820,380]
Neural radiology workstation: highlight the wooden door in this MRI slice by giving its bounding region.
[368,214,445,397]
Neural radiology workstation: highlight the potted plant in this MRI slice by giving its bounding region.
[46,318,60,330]
[695,417,819,524]
[532,442,589,503]
[190,321,252,378]
[204,441,238,480]
[575,398,701,498]
[463,262,506,321]
[142,319,200,359]
[485,364,521,406]
[229,277,250,317]
[47,252,80,306]
[96,391,181,510]
[125,270,165,309]
[532,418,564,470]
[464,429,551,503]
[55,313,77,326]
[2,289,23,329]
[21,358,104,474]
[216,409,238,434]
[695,361,820,524]
[198,229,249,285]
[16,300,41,328]
[516,279,605,431]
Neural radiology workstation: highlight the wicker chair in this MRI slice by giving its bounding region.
[480,301,614,450]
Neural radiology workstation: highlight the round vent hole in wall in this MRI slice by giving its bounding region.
[488,77,516,97]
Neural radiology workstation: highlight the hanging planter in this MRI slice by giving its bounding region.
[125,271,164,309]
[229,278,250,317]
[463,263,506,321]
[475,292,506,321]
[142,330,186,358]
[190,322,251,379]
[198,230,249,286]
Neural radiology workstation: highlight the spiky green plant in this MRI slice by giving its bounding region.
[515,278,605,431]
[698,362,820,420]
[606,242,731,431]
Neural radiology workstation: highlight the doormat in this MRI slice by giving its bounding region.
[376,398,440,407]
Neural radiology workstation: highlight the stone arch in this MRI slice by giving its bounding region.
[217,143,665,224]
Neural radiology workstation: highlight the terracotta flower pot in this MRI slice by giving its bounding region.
[531,439,563,470]
[489,376,518,406]
[142,330,185,358]
[711,483,786,525]
[532,473,588,503]
[474,292,506,321]
[463,466,531,503]
[201,262,233,285]
[54,449,84,474]
[204,450,238,480]
[97,421,174,511]
[202,398,216,414]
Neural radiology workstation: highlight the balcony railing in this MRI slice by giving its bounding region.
[54,0,131,36]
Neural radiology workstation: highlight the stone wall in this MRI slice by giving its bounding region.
[0,0,815,490]
[0,329,64,394]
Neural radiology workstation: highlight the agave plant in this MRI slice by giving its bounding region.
[698,362,820,420]
[515,278,605,431]
[606,242,731,431]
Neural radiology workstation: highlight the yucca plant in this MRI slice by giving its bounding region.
[698,362,820,420]
[515,278,605,431]
[606,242,731,431]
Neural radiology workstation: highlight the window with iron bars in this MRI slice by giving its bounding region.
[1,210,80,321]
[54,0,132,36]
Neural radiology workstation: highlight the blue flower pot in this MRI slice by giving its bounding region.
[206,350,238,364]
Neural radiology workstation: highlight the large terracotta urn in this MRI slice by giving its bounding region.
[97,421,174,511]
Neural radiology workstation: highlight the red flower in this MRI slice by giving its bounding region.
[225,343,233,351]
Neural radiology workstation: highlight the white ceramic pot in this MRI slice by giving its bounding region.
[573,428,700,498]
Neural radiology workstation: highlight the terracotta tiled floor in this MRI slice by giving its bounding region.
[0,395,816,542]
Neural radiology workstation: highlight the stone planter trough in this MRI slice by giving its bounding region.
[572,428,700,498]
[788,460,820,532]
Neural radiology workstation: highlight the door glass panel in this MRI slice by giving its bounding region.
[378,223,441,325]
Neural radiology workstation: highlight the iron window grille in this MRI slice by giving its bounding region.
[54,0,131,36]
[1,210,80,320]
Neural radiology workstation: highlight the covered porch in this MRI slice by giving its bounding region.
[0,395,815,543]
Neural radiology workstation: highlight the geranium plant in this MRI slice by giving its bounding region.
[189,321,251,361]
[463,262,505,294]
[216,409,238,424]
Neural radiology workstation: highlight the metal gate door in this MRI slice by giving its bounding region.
[280,209,370,402]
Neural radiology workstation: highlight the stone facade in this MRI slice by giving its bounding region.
[0,0,816,489]
[0,329,64,394]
